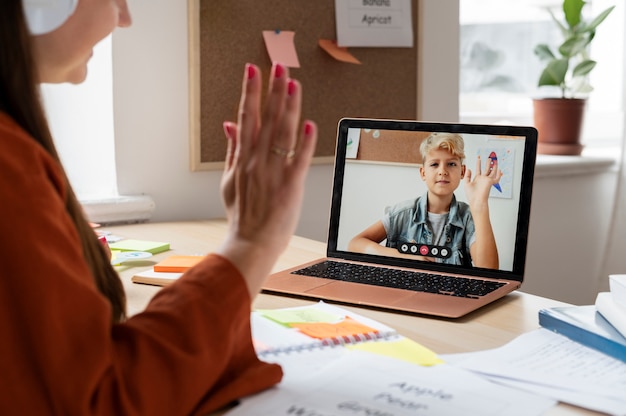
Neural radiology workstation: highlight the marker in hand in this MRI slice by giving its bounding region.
[488,151,502,193]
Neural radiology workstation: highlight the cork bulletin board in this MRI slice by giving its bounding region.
[355,129,429,164]
[188,0,418,171]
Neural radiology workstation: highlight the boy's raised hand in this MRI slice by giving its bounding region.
[463,155,503,211]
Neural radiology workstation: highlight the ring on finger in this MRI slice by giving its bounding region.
[270,145,295,158]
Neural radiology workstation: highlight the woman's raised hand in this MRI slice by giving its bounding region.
[217,63,317,297]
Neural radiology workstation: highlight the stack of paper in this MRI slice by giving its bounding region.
[536,273,626,365]
[442,329,626,415]
[538,304,626,363]
[596,274,626,338]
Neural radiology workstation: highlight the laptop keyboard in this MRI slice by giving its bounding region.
[291,260,505,299]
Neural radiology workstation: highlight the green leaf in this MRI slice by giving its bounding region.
[538,59,568,86]
[559,35,589,58]
[536,0,612,96]
[570,77,593,94]
[572,60,596,77]
[563,0,584,29]
[585,6,615,32]
[534,44,555,61]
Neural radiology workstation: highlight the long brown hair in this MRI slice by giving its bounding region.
[0,2,126,322]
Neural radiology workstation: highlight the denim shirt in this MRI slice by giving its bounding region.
[382,193,476,266]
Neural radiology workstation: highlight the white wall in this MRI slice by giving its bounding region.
[112,0,626,305]
[113,0,222,224]
[523,159,619,304]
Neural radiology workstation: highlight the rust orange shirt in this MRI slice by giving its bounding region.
[0,112,282,414]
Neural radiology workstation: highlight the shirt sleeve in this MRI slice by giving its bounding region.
[0,117,282,415]
[110,255,283,415]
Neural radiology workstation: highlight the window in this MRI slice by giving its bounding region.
[41,36,118,199]
[40,36,154,224]
[459,0,624,152]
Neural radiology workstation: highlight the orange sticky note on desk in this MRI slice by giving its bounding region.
[290,316,377,339]
[153,255,203,273]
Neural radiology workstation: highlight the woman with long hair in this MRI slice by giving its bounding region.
[0,0,317,413]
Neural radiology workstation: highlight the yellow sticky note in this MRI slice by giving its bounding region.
[261,308,341,326]
[347,337,444,366]
[262,30,300,68]
[290,317,377,339]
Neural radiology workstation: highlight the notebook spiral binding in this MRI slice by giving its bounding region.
[257,330,399,357]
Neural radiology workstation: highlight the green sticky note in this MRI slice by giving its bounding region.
[108,239,170,254]
[260,308,341,326]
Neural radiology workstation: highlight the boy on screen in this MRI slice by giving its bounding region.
[348,132,502,269]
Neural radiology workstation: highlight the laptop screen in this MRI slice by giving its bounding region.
[327,118,537,282]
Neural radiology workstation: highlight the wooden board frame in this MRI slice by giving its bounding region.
[188,0,418,171]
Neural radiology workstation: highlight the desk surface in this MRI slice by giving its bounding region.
[104,220,598,416]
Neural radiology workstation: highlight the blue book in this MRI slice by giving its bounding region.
[539,305,626,363]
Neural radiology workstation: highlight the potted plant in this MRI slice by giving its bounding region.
[532,0,614,155]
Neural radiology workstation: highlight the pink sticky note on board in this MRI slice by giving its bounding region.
[319,39,361,64]
[262,30,300,68]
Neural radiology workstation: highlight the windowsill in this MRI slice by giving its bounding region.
[80,195,155,225]
[534,148,620,178]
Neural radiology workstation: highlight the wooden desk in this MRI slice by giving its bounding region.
[104,220,598,416]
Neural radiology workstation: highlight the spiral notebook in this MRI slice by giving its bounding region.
[251,301,442,367]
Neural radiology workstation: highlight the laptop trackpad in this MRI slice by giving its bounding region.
[306,281,415,306]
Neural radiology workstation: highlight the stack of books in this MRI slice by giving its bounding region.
[595,274,626,339]
[538,274,626,363]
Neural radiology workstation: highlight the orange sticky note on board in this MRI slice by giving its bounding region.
[290,316,377,339]
[262,30,300,68]
[153,255,203,273]
[319,39,361,64]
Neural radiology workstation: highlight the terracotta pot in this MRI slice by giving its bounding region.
[532,98,586,155]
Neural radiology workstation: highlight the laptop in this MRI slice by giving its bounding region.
[263,118,538,318]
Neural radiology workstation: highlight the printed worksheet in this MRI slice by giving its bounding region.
[227,350,555,416]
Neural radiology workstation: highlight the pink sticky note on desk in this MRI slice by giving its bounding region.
[262,30,300,68]
[319,39,361,64]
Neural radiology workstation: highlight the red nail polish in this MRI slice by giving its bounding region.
[288,79,296,96]
[246,64,256,79]
[274,63,284,78]
[223,122,232,138]
[304,121,313,136]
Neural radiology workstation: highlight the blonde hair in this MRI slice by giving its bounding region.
[420,133,465,163]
